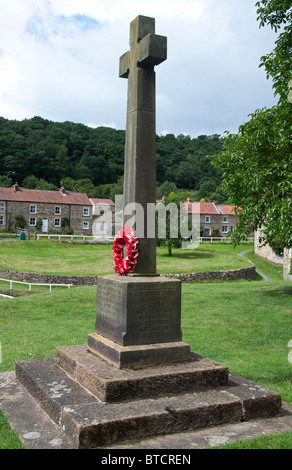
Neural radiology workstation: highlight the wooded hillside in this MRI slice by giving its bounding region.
[0,116,225,201]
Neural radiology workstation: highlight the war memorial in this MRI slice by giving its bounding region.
[0,16,284,450]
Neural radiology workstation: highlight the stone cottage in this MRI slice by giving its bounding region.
[0,183,93,235]
[187,201,239,237]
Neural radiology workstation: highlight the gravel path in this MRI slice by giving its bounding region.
[238,249,273,281]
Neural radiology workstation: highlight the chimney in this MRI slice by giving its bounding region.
[60,186,66,195]
[13,182,19,192]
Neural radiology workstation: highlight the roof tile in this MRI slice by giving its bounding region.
[0,187,91,206]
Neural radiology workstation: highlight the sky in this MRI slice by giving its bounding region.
[0,0,279,137]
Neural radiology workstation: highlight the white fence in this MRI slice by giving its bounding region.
[36,234,114,241]
[35,234,253,243]
[197,237,254,243]
[0,278,73,292]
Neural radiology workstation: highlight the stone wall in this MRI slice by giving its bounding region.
[0,265,256,286]
[283,248,292,281]
[254,229,283,264]
[164,266,256,282]
[0,268,98,286]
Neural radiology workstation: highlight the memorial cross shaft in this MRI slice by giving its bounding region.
[119,15,167,274]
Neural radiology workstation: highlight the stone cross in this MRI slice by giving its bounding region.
[119,15,167,274]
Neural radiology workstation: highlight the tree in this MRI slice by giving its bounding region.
[55,144,70,180]
[156,193,193,256]
[211,1,292,252]
[0,175,12,187]
[35,179,58,191]
[74,178,95,196]
[156,181,178,199]
[14,215,26,229]
[22,175,39,189]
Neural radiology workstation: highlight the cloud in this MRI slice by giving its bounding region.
[0,0,278,136]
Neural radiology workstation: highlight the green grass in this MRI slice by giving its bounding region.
[181,280,292,403]
[213,431,292,449]
[0,239,253,276]
[0,243,291,449]
[242,250,284,281]
[0,411,25,449]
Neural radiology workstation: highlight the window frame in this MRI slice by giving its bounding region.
[54,218,61,227]
[29,217,36,226]
[29,204,37,214]
[83,221,89,230]
[0,202,5,212]
[54,206,61,215]
[222,225,229,233]
[83,207,90,217]
[205,215,210,223]
[0,215,4,225]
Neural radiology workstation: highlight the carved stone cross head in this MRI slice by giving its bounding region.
[119,15,167,79]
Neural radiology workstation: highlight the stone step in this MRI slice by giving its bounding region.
[15,353,281,449]
[55,344,229,402]
[15,357,97,425]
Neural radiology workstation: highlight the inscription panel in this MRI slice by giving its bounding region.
[95,277,126,343]
[95,275,182,346]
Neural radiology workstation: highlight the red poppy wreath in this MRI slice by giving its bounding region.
[113,225,139,275]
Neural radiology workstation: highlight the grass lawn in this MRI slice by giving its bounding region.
[0,243,291,449]
[0,239,252,276]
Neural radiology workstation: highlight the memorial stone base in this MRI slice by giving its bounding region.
[90,274,190,368]
[4,274,282,448]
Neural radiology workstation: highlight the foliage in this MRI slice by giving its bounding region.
[211,1,292,251]
[256,0,292,102]
[61,217,70,230]
[36,218,43,231]
[0,175,12,187]
[0,116,223,200]
[14,215,26,229]
[212,103,292,249]
[156,193,194,256]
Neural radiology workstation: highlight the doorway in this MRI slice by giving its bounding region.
[42,218,48,232]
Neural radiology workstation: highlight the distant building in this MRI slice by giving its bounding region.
[186,201,239,237]
[90,198,115,216]
[0,184,92,234]
[254,227,292,281]
[90,198,123,239]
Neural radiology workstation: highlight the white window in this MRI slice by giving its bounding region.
[54,218,61,227]
[83,221,89,230]
[205,216,210,223]
[0,203,5,212]
[30,204,37,214]
[54,206,61,215]
[83,207,90,217]
[29,217,36,226]
[204,227,211,236]
[223,216,228,223]
[0,215,4,225]
[230,225,236,232]
[222,225,229,233]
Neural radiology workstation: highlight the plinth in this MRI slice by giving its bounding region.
[87,274,190,368]
[11,272,282,448]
